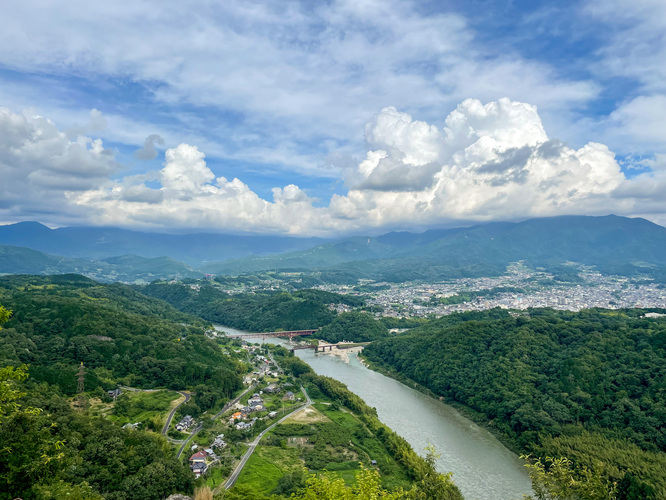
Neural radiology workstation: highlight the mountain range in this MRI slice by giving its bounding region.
[1,215,665,283]
[0,221,325,266]
[204,215,666,281]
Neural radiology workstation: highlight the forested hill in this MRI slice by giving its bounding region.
[138,282,365,332]
[0,274,243,393]
[363,308,666,497]
[0,275,248,499]
[0,244,204,282]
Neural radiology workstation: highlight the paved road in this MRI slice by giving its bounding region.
[222,386,311,490]
[119,385,162,392]
[213,384,256,420]
[177,424,203,459]
[176,384,256,459]
[162,392,190,435]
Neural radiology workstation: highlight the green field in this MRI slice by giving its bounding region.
[108,390,181,428]
[312,402,410,489]
[230,392,411,496]
[235,446,303,494]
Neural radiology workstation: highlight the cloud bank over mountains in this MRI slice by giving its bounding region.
[1,0,664,235]
[2,98,663,235]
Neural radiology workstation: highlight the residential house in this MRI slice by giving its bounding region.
[212,434,227,449]
[235,418,257,431]
[248,396,263,407]
[190,462,207,478]
[228,412,243,424]
[176,415,195,432]
[107,388,122,399]
[282,391,295,401]
[189,451,207,464]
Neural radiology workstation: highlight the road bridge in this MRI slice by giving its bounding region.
[228,329,317,341]
[291,342,372,352]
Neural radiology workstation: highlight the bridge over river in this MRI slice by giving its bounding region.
[224,329,317,341]
[291,342,371,352]
[218,326,369,352]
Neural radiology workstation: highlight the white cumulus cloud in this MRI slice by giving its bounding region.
[0,107,118,224]
[3,99,666,234]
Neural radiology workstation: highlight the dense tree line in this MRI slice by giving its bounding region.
[316,311,389,343]
[0,277,248,499]
[363,308,666,497]
[0,373,194,500]
[139,282,364,332]
[431,286,525,305]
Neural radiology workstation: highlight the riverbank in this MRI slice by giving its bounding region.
[322,344,365,363]
[358,351,524,457]
[296,347,533,500]
[221,327,533,499]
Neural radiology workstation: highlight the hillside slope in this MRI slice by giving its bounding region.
[208,215,666,281]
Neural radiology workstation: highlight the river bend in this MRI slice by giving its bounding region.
[215,326,533,500]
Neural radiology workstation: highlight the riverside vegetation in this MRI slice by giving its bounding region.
[0,275,460,500]
[363,308,666,499]
[139,281,392,344]
[233,345,465,500]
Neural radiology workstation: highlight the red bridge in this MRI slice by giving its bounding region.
[229,330,317,341]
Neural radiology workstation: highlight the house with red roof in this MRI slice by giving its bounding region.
[189,450,207,464]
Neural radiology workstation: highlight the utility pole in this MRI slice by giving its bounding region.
[76,362,87,411]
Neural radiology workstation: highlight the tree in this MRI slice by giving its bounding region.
[408,446,463,500]
[0,358,40,422]
[295,467,409,500]
[522,455,617,500]
[0,304,10,327]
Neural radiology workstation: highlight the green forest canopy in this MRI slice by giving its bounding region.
[363,308,666,498]
[138,282,367,333]
[0,275,243,394]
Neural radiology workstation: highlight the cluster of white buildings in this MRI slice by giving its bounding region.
[176,415,195,432]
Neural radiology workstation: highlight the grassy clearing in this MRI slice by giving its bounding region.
[108,390,180,427]
[88,397,114,418]
[314,402,412,489]
[204,467,228,490]
[235,446,303,494]
[330,469,361,486]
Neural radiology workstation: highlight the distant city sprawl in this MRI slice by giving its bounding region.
[313,263,666,318]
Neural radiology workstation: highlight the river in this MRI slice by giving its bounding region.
[214,326,533,500]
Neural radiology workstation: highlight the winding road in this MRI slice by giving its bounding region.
[222,386,311,491]
[162,391,191,435]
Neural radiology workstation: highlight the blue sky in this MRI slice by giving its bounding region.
[0,0,664,235]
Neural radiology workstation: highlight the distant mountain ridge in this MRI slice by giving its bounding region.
[0,222,326,266]
[2,215,665,282]
[0,245,202,282]
[205,215,666,281]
